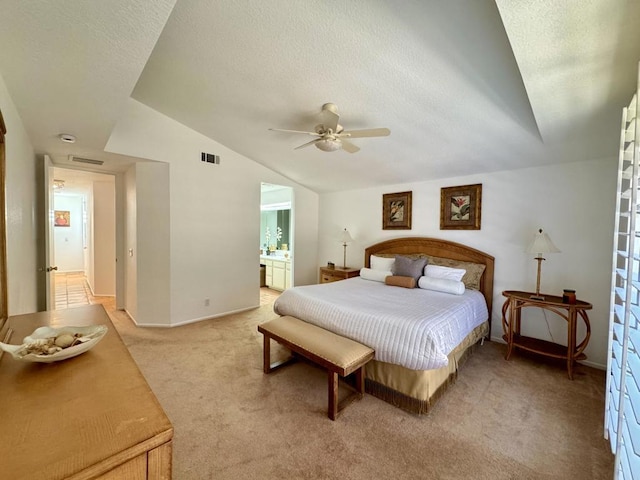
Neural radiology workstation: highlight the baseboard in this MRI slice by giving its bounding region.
[126,305,260,328]
[168,305,259,328]
[579,359,606,370]
[123,309,138,325]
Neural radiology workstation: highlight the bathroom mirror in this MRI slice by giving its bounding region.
[260,207,290,254]
[260,183,292,256]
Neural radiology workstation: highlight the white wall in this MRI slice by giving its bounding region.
[91,181,115,296]
[133,161,170,326]
[318,157,616,368]
[0,72,38,315]
[106,99,319,326]
[53,195,84,272]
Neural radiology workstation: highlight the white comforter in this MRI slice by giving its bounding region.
[273,277,488,370]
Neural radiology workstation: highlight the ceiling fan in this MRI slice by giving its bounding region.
[269,103,390,153]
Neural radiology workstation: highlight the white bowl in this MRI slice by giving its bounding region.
[0,325,108,363]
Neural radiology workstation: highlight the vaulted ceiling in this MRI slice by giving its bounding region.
[1,1,639,193]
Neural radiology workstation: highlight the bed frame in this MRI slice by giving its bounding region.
[362,236,495,414]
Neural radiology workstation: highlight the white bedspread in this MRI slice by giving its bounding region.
[273,277,488,370]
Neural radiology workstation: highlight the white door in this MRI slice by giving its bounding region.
[42,155,57,310]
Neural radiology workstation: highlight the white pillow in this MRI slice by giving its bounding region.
[360,267,392,283]
[424,264,466,282]
[418,276,465,295]
[370,255,395,271]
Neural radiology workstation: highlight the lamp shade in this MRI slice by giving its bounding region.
[526,228,560,255]
[339,228,354,244]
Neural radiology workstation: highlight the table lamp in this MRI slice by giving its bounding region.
[526,228,560,300]
[340,228,354,269]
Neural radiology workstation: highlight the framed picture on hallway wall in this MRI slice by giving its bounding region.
[382,191,412,230]
[54,210,70,227]
[440,184,482,230]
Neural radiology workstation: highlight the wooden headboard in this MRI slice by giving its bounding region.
[364,237,495,337]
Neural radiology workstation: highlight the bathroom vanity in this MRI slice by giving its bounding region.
[261,255,291,291]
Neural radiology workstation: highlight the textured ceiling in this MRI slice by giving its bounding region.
[1,1,639,192]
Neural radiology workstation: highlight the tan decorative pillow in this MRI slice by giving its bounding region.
[426,256,486,290]
[385,275,417,289]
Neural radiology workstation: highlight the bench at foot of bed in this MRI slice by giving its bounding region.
[258,315,375,420]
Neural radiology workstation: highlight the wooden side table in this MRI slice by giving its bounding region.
[501,290,592,379]
[319,267,360,284]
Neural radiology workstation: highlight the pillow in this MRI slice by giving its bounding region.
[425,256,486,290]
[418,276,465,295]
[385,275,416,289]
[392,255,428,282]
[359,267,392,282]
[424,264,466,282]
[370,255,396,272]
[460,263,485,290]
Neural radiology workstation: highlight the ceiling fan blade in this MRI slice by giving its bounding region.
[294,138,322,150]
[340,139,360,153]
[339,127,391,139]
[269,128,320,136]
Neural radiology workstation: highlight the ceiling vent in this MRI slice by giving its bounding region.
[69,155,104,166]
[201,152,220,165]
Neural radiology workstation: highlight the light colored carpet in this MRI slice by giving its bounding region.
[105,302,613,479]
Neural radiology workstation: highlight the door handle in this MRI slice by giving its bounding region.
[46,266,58,272]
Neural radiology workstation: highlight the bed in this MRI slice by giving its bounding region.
[273,237,495,414]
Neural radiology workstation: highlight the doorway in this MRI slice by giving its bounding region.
[260,183,293,301]
[49,167,116,310]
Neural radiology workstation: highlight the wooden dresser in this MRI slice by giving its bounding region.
[0,305,173,480]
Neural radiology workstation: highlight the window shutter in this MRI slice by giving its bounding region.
[606,63,640,478]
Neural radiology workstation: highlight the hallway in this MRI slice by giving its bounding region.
[55,272,98,310]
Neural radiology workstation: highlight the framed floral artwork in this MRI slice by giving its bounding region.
[440,184,482,230]
[54,210,70,227]
[382,191,412,230]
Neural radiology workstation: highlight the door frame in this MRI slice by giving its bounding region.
[0,109,8,328]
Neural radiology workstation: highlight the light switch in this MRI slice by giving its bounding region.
[128,249,134,257]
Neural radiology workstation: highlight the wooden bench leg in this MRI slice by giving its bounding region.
[263,334,271,374]
[261,332,297,374]
[328,371,338,421]
[355,366,365,395]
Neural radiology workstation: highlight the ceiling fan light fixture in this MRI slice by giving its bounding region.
[270,103,390,153]
[315,139,341,152]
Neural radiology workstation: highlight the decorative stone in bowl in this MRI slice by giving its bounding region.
[0,325,108,363]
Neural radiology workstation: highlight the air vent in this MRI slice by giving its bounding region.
[69,156,104,166]
[201,152,220,165]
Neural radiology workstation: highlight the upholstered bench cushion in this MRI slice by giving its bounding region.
[259,316,374,375]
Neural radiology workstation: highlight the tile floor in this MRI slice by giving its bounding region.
[54,272,95,309]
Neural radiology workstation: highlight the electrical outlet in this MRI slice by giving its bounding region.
[204,298,210,307]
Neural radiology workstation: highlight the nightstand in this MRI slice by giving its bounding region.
[319,267,360,284]
[501,290,592,379]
